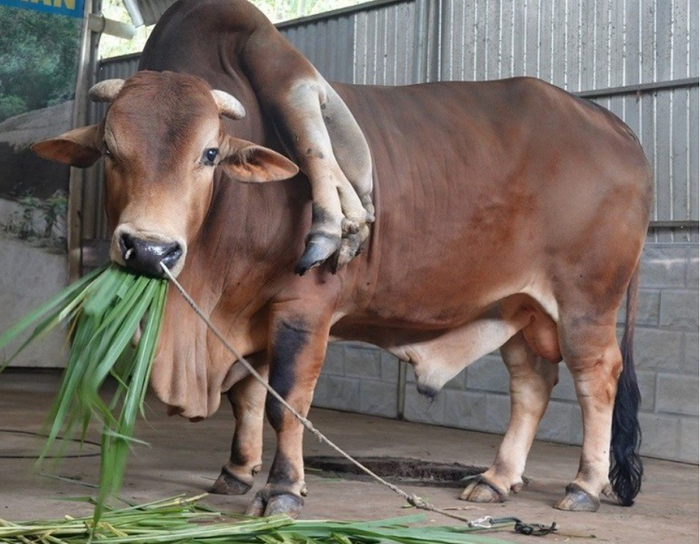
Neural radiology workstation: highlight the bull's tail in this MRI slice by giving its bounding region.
[609,262,644,506]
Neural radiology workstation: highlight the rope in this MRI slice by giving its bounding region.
[160,263,556,535]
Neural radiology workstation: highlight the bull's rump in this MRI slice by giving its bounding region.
[332,77,652,328]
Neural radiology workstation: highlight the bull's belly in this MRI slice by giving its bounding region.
[330,289,562,394]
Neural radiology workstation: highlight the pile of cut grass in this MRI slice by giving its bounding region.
[0,495,513,544]
[0,264,168,519]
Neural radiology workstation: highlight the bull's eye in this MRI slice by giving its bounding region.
[103,145,112,158]
[203,148,219,166]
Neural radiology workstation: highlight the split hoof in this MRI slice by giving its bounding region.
[332,228,367,272]
[341,217,360,235]
[245,488,304,518]
[459,475,508,503]
[209,467,253,495]
[295,233,340,275]
[554,483,601,512]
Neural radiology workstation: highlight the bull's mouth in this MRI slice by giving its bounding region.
[111,225,187,278]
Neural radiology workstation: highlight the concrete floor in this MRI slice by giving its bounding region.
[0,371,697,543]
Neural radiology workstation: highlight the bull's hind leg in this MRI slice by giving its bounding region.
[461,333,558,503]
[270,80,374,274]
[554,315,622,512]
[211,354,268,496]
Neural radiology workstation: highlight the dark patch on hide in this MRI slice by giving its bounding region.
[310,203,336,231]
[229,435,248,466]
[416,383,440,400]
[266,320,310,430]
[268,451,298,488]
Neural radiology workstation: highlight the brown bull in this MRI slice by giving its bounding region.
[34,0,651,518]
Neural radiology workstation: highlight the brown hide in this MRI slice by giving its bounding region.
[133,0,652,420]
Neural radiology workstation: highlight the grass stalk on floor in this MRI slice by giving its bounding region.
[0,495,515,544]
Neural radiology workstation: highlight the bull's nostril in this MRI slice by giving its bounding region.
[120,233,136,261]
[161,242,183,269]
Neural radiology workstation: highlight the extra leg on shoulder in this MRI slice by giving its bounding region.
[269,79,374,275]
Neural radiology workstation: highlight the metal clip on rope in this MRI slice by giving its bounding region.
[470,516,557,536]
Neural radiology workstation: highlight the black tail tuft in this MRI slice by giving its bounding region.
[609,264,644,506]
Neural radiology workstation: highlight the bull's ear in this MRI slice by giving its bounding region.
[31,125,103,168]
[220,137,299,183]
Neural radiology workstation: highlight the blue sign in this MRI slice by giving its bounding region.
[0,0,85,18]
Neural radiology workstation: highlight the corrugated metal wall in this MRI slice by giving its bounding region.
[84,0,698,245]
[437,0,699,241]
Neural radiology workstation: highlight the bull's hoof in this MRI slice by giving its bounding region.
[459,475,508,503]
[554,483,600,512]
[295,233,340,275]
[332,230,366,272]
[245,488,304,518]
[209,466,254,495]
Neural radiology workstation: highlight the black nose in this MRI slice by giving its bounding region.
[119,233,182,276]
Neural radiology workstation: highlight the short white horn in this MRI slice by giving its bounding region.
[211,89,246,120]
[88,79,125,103]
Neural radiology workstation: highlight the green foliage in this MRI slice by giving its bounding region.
[42,191,69,238]
[0,94,27,120]
[99,0,152,59]
[0,6,81,122]
[3,191,68,250]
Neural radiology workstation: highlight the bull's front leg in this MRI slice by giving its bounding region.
[245,310,331,517]
[210,353,268,496]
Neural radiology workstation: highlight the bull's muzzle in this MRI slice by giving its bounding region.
[119,233,183,277]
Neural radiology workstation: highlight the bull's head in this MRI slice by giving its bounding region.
[33,71,298,277]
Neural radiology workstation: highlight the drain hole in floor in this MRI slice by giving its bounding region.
[304,456,486,488]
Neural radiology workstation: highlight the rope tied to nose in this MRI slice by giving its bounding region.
[160,263,557,536]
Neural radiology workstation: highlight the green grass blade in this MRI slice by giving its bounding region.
[0,264,106,354]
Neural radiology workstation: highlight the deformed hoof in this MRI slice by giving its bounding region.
[209,467,254,495]
[245,488,304,518]
[459,475,508,503]
[332,229,367,272]
[361,193,375,223]
[554,483,601,512]
[295,233,341,275]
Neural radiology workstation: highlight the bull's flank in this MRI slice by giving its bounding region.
[0,264,168,521]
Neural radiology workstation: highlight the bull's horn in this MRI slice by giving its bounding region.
[88,79,125,103]
[211,89,246,120]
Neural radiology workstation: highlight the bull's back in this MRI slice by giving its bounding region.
[333,78,652,326]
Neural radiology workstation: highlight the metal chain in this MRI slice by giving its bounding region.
[160,263,557,535]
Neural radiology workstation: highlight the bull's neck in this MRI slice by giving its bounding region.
[179,170,310,317]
